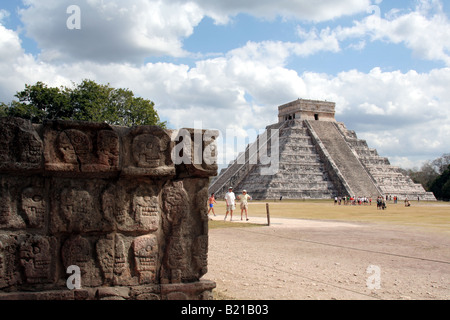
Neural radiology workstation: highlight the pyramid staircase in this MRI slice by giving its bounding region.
[209,99,436,201]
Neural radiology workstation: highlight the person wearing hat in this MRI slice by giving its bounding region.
[224,187,236,221]
[237,190,252,221]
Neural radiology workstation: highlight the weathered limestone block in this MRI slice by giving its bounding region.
[121,126,175,176]
[43,121,120,174]
[0,118,43,172]
[0,117,218,300]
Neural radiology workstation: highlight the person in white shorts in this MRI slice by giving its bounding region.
[237,190,251,221]
[224,187,235,221]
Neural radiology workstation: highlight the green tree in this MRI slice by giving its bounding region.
[429,164,450,201]
[2,80,166,127]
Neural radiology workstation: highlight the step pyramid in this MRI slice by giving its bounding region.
[209,99,436,201]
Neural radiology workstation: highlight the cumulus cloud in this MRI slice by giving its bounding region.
[17,0,374,64]
[294,0,450,66]
[19,0,204,63]
[2,1,450,169]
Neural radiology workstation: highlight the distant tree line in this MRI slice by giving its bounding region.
[0,80,166,128]
[401,154,450,201]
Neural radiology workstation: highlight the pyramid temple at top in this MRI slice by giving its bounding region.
[209,99,436,201]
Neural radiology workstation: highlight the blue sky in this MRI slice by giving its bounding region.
[1,0,450,169]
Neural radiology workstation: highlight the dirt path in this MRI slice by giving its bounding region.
[204,215,450,300]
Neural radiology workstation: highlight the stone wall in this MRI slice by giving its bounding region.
[0,117,218,300]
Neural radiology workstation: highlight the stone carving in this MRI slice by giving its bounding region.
[21,187,46,229]
[133,235,158,284]
[19,235,56,284]
[132,134,162,168]
[0,181,26,229]
[61,235,102,287]
[162,180,189,228]
[133,194,159,232]
[61,189,93,231]
[0,117,43,171]
[97,130,120,168]
[44,121,119,173]
[122,126,175,176]
[0,118,217,300]
[0,235,19,289]
[101,183,160,233]
[96,235,115,283]
[193,235,208,278]
[96,234,135,286]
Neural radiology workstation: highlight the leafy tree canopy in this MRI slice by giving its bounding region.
[1,80,166,128]
[429,164,450,201]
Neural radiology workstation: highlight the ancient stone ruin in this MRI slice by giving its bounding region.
[0,117,218,300]
[210,99,436,201]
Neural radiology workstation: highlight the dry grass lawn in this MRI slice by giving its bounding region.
[209,200,450,233]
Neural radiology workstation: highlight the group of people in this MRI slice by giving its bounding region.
[376,196,387,210]
[208,187,251,221]
[334,196,372,206]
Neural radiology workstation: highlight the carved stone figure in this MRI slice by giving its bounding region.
[96,236,115,283]
[132,134,162,168]
[62,235,91,275]
[97,130,119,167]
[0,117,43,171]
[56,131,78,166]
[19,236,56,284]
[61,189,93,231]
[133,195,159,232]
[122,126,175,176]
[0,118,217,300]
[63,129,92,164]
[133,235,158,284]
[21,187,46,229]
[193,235,208,278]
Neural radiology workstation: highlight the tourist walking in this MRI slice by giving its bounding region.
[208,193,217,216]
[237,190,252,221]
[224,187,236,221]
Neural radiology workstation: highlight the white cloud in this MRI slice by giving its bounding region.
[19,0,204,63]
[294,0,450,66]
[16,0,374,64]
[2,1,450,169]
[191,0,371,24]
[0,9,9,22]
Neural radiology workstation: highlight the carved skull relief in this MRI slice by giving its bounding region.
[132,134,161,168]
[61,189,93,230]
[133,235,158,284]
[65,129,91,161]
[162,181,189,225]
[21,187,46,228]
[62,235,91,276]
[133,195,159,231]
[57,131,77,164]
[18,134,42,164]
[96,237,114,282]
[97,130,119,167]
[114,237,127,276]
[19,236,53,284]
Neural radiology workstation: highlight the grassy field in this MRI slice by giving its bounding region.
[209,200,450,233]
